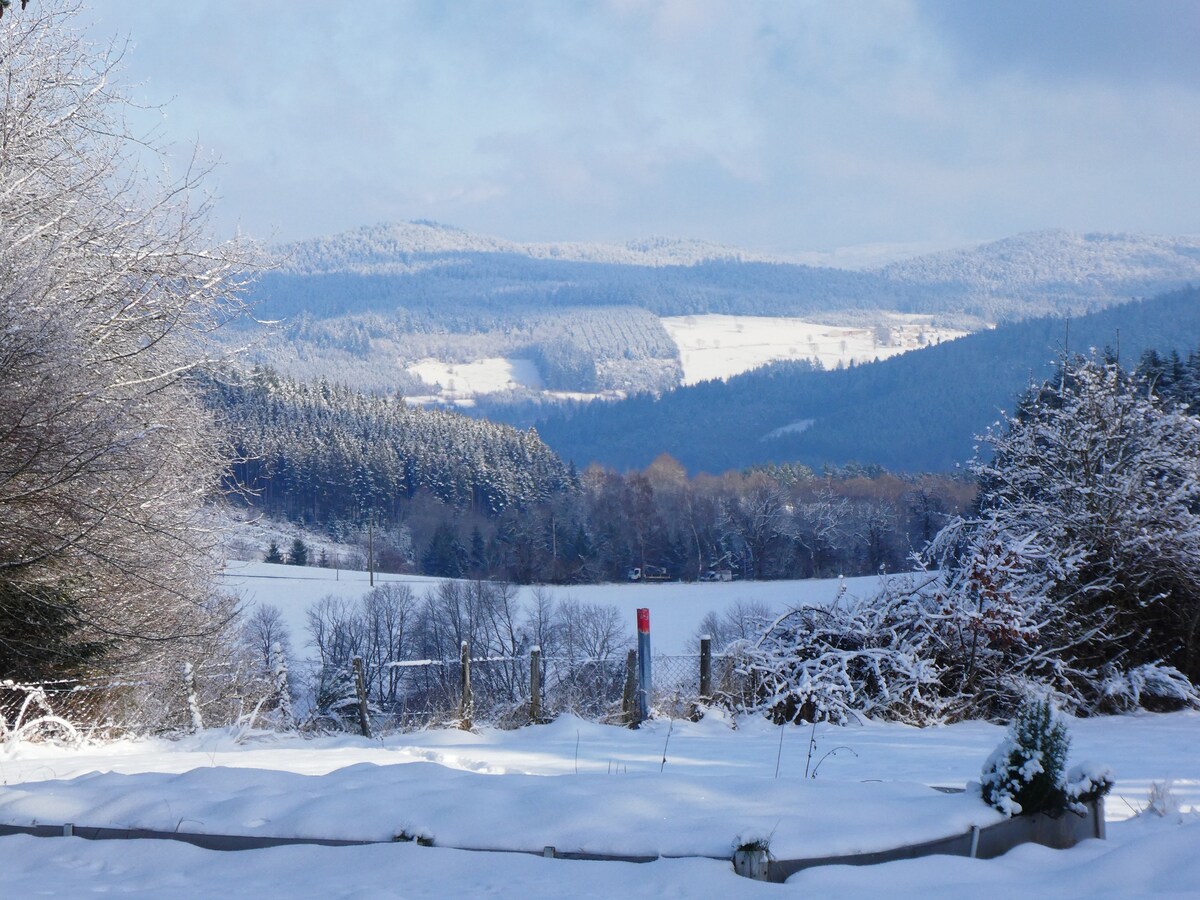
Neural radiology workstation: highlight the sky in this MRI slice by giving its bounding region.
[79,0,1200,258]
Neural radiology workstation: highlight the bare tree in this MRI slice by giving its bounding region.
[694,600,773,653]
[0,4,257,680]
[557,601,628,662]
[242,604,293,676]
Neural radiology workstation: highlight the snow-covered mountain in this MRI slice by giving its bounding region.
[238,223,1200,411]
[881,229,1200,299]
[279,220,778,276]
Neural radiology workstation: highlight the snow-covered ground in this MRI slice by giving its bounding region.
[219,562,888,658]
[405,356,544,403]
[0,711,1196,897]
[661,314,968,385]
[4,564,1188,895]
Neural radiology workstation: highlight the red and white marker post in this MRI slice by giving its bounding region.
[636,607,651,722]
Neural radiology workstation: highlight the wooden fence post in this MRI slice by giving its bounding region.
[529,646,541,724]
[699,636,713,702]
[459,641,473,730]
[621,648,639,726]
[352,655,372,738]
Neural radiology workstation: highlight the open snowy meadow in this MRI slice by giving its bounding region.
[218,560,886,659]
[0,569,1196,897]
[392,313,969,408]
[660,313,967,385]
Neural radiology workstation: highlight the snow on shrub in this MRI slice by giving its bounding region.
[1099,663,1200,713]
[1064,762,1116,814]
[740,577,944,725]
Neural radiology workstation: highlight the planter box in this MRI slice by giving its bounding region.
[755,797,1104,883]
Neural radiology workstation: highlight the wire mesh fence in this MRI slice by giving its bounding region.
[0,648,756,741]
[0,658,287,743]
[317,650,756,731]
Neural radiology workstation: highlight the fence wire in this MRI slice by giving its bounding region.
[1,649,756,740]
[1,659,286,742]
[321,651,754,731]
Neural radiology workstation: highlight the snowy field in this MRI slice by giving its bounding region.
[393,314,969,406]
[405,356,545,405]
[0,710,1196,897]
[219,561,887,658]
[661,314,968,385]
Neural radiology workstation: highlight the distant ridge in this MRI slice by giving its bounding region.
[235,224,1200,412]
[879,229,1200,319]
[278,220,780,276]
[268,222,1200,321]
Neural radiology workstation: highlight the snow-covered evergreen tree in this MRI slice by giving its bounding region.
[981,698,1071,816]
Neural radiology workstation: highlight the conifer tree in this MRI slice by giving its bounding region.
[287,538,310,567]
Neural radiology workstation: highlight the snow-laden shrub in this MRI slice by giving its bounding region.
[309,665,371,732]
[927,354,1200,716]
[740,577,944,725]
[981,698,1071,817]
[1064,762,1115,814]
[1099,663,1200,713]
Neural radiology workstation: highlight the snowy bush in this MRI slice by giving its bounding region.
[981,698,1072,817]
[740,577,944,725]
[1098,663,1200,713]
[1064,762,1115,814]
[310,664,371,733]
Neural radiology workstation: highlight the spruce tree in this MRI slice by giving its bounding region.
[287,538,309,567]
[981,698,1070,816]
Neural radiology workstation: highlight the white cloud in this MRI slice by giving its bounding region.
[84,0,1200,252]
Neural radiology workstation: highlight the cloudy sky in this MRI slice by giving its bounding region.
[83,0,1200,258]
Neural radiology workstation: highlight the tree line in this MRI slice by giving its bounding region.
[215,365,978,585]
[208,368,574,523]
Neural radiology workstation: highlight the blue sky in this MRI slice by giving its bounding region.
[84,1,1200,257]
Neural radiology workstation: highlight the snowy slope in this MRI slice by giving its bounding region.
[662,313,967,385]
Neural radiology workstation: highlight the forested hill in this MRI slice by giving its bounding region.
[206,371,574,523]
[226,224,1200,406]
[535,286,1200,474]
[248,222,1200,325]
